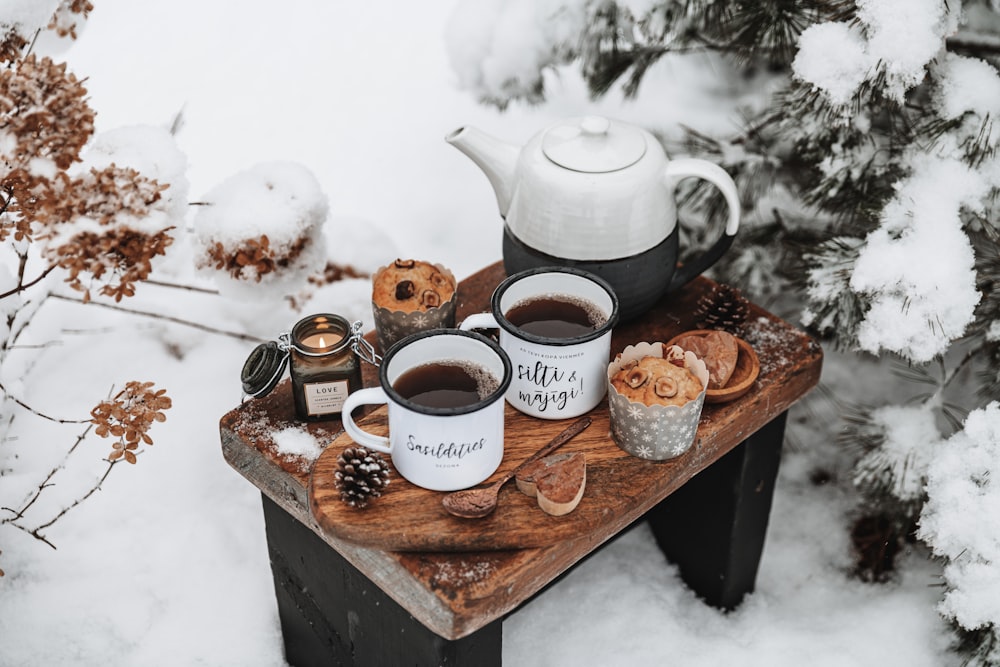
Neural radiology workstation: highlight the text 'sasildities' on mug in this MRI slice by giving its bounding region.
[460,267,619,419]
[340,329,512,492]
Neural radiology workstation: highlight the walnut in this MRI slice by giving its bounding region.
[430,272,450,289]
[421,289,440,308]
[625,367,650,389]
[654,377,678,398]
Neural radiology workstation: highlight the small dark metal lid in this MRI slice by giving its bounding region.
[241,341,289,397]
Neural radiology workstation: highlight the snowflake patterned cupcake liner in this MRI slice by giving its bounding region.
[371,263,457,354]
[607,342,709,461]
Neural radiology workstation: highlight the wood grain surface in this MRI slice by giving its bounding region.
[308,264,823,552]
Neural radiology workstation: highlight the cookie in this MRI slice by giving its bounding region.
[670,329,739,390]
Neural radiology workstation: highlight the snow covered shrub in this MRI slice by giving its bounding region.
[192,160,328,297]
[919,403,1000,667]
[0,54,180,303]
[445,0,589,107]
[47,0,92,40]
[851,404,941,518]
[190,160,331,336]
[0,5,178,570]
[445,0,1000,662]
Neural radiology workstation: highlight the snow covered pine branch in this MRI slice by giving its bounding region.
[443,0,1000,663]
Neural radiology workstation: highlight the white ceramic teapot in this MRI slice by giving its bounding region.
[446,116,740,320]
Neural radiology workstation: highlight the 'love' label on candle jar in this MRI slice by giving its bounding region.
[289,314,361,421]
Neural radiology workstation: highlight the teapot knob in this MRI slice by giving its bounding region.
[580,116,611,136]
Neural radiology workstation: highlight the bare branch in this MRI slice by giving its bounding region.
[33,458,117,535]
[49,293,266,342]
[7,520,57,550]
[1,473,57,521]
[0,381,91,424]
[1,423,94,550]
[0,264,57,300]
[143,278,219,294]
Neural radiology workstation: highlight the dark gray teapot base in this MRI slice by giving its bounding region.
[502,226,679,322]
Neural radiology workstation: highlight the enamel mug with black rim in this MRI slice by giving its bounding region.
[341,330,512,492]
[459,267,619,420]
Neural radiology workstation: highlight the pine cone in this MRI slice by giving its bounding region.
[694,283,750,334]
[334,446,390,509]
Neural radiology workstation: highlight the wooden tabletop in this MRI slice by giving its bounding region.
[219,261,822,640]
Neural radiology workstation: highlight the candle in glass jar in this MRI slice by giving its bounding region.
[288,314,361,421]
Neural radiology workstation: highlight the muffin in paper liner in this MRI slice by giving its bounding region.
[371,260,457,354]
[607,342,710,460]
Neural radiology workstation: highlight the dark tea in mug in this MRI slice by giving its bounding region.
[392,361,499,409]
[504,295,606,339]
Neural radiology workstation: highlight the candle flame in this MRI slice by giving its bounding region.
[318,336,326,347]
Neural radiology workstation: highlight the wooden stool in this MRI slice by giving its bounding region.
[220,262,822,666]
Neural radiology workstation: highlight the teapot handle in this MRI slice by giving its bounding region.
[663,158,741,291]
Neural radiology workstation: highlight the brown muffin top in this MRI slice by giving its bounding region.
[372,259,456,313]
[610,356,704,407]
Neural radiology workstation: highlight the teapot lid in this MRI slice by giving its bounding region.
[541,116,647,173]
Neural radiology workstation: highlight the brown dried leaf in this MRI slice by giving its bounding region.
[89,382,171,464]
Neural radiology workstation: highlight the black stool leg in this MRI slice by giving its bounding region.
[646,411,787,609]
[260,494,502,667]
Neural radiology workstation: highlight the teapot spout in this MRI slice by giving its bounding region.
[446,126,519,218]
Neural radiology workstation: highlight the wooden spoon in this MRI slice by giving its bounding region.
[441,415,591,519]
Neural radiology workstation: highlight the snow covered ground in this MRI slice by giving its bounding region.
[0,1,961,665]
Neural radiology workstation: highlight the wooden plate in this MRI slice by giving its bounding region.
[666,329,760,404]
[309,402,669,551]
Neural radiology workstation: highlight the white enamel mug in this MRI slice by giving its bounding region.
[341,329,512,491]
[460,267,619,419]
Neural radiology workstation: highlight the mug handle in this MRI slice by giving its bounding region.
[341,387,392,454]
[663,158,741,291]
[458,312,499,331]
